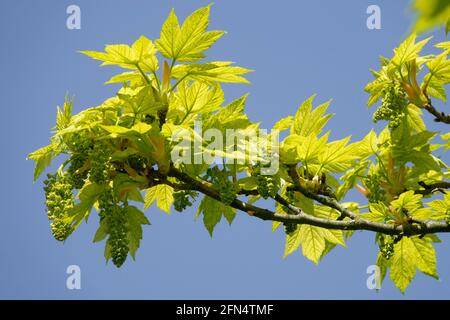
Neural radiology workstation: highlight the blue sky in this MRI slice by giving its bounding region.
[1,0,449,299]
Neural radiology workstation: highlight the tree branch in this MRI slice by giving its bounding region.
[422,100,450,124]
[285,165,357,221]
[415,181,450,195]
[167,166,450,236]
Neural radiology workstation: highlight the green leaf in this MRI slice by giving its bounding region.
[405,105,426,131]
[390,237,417,293]
[391,34,431,67]
[117,86,160,116]
[376,253,391,285]
[410,237,438,279]
[169,81,223,124]
[56,96,73,132]
[223,205,237,225]
[272,116,293,132]
[197,196,222,236]
[144,184,174,213]
[101,122,153,139]
[105,71,143,85]
[292,95,333,137]
[389,236,438,292]
[197,196,236,236]
[391,190,423,213]
[426,192,450,220]
[237,176,259,191]
[171,61,252,84]
[284,205,345,263]
[113,174,145,203]
[318,136,361,172]
[205,95,251,131]
[297,225,327,264]
[93,219,109,242]
[155,6,225,62]
[365,202,390,223]
[28,143,59,181]
[69,183,105,229]
[126,205,150,259]
[81,35,159,72]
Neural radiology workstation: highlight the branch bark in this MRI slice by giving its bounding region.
[167,166,450,237]
[415,181,450,195]
[422,101,450,124]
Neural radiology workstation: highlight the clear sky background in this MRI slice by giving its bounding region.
[1,0,449,299]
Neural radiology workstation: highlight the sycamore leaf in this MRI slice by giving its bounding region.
[126,205,150,259]
[81,35,159,72]
[113,174,145,203]
[376,253,391,285]
[426,192,450,220]
[169,81,224,124]
[318,136,361,172]
[28,143,59,181]
[273,116,293,132]
[155,6,225,62]
[390,236,438,292]
[144,184,174,213]
[105,71,143,85]
[405,105,426,131]
[365,67,391,106]
[391,34,431,67]
[284,205,345,263]
[69,182,105,229]
[56,96,73,132]
[117,86,161,116]
[197,196,236,236]
[171,61,253,84]
[292,95,333,137]
[390,237,418,293]
[101,122,153,139]
[93,219,109,243]
[410,237,438,279]
[205,95,251,131]
[391,190,423,213]
[364,202,390,223]
[424,52,450,101]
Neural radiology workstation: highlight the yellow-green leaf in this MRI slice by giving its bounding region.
[80,35,158,72]
[144,184,174,213]
[155,6,224,62]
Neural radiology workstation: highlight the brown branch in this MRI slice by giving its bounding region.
[422,100,450,124]
[415,181,450,195]
[167,166,450,236]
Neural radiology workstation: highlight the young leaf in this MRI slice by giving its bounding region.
[81,35,158,72]
[292,95,333,137]
[171,62,252,84]
[144,184,174,213]
[390,237,417,293]
[197,196,236,236]
[391,34,431,67]
[155,5,225,62]
[126,205,150,259]
[28,143,59,181]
